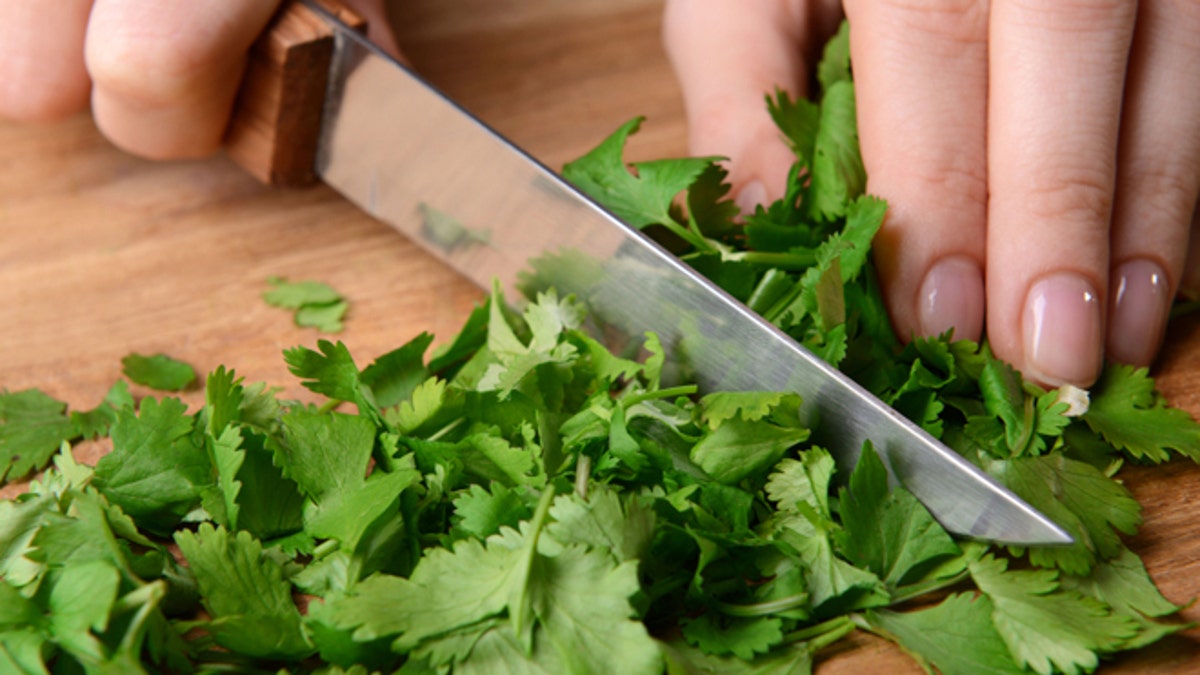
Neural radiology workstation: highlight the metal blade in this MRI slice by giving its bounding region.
[304,2,1070,546]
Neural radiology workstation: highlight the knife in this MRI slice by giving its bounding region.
[225,0,1070,546]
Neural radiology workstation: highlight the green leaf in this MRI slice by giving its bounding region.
[0,389,79,483]
[767,89,820,170]
[452,483,534,541]
[691,420,809,484]
[562,117,717,249]
[273,409,375,501]
[71,381,134,441]
[175,523,312,660]
[836,443,960,588]
[699,392,801,431]
[803,80,865,221]
[47,560,121,663]
[263,277,343,308]
[1060,544,1182,619]
[545,487,655,563]
[205,425,245,531]
[681,613,783,661]
[121,353,197,392]
[296,300,349,333]
[867,593,1025,675]
[93,397,211,535]
[528,544,661,674]
[361,332,433,408]
[1083,364,1200,462]
[764,447,836,519]
[816,20,852,91]
[969,553,1136,675]
[284,341,379,420]
[986,452,1141,575]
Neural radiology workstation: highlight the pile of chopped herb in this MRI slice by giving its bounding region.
[2,21,1197,675]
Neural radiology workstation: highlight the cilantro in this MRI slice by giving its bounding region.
[0,389,78,482]
[1,18,1196,675]
[121,352,197,391]
[1083,364,1200,462]
[264,276,349,332]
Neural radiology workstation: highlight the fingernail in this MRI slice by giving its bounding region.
[1108,259,1170,367]
[917,256,984,342]
[735,180,767,216]
[1023,273,1103,387]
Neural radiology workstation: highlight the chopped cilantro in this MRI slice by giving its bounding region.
[0,19,1196,674]
[264,276,349,332]
[121,352,197,391]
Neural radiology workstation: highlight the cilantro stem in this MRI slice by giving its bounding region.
[889,569,970,605]
[317,399,341,414]
[312,539,340,561]
[575,453,592,499]
[428,417,465,442]
[728,250,817,270]
[715,592,809,618]
[784,615,855,644]
[621,385,698,408]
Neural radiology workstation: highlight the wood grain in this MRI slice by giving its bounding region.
[1,0,1196,671]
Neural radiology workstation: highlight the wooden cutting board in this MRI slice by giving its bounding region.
[1,0,1196,671]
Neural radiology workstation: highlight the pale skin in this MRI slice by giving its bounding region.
[4,1,1198,388]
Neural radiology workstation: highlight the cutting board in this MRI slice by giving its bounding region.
[1,0,1197,671]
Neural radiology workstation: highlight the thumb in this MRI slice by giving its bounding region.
[662,0,840,211]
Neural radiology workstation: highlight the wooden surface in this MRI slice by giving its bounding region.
[1,0,1197,671]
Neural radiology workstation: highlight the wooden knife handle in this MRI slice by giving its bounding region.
[224,0,365,187]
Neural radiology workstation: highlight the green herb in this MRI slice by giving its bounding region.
[264,276,349,332]
[121,353,197,391]
[2,20,1197,675]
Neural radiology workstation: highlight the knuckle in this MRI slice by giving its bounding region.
[86,26,225,107]
[1123,159,1200,225]
[873,0,988,45]
[1009,0,1135,32]
[1023,167,1115,225]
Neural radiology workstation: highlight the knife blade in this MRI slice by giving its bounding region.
[230,0,1070,546]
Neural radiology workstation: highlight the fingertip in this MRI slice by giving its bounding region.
[1020,272,1105,388]
[916,255,984,343]
[1107,258,1171,368]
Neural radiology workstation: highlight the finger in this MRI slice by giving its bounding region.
[84,0,280,159]
[662,0,841,211]
[985,0,1137,387]
[0,1,93,121]
[1107,0,1200,367]
[843,0,989,343]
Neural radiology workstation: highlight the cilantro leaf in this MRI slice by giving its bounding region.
[93,397,211,535]
[545,487,655,563]
[264,277,348,333]
[273,409,375,501]
[867,593,1025,675]
[0,389,78,483]
[691,419,809,485]
[835,443,960,588]
[969,553,1136,675]
[527,544,660,674]
[360,332,433,408]
[562,117,717,249]
[121,353,197,392]
[175,523,313,659]
[1083,364,1200,462]
[986,452,1141,575]
[681,613,784,661]
[452,483,534,541]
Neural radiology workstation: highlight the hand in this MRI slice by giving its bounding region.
[664,0,1200,388]
[0,0,401,160]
